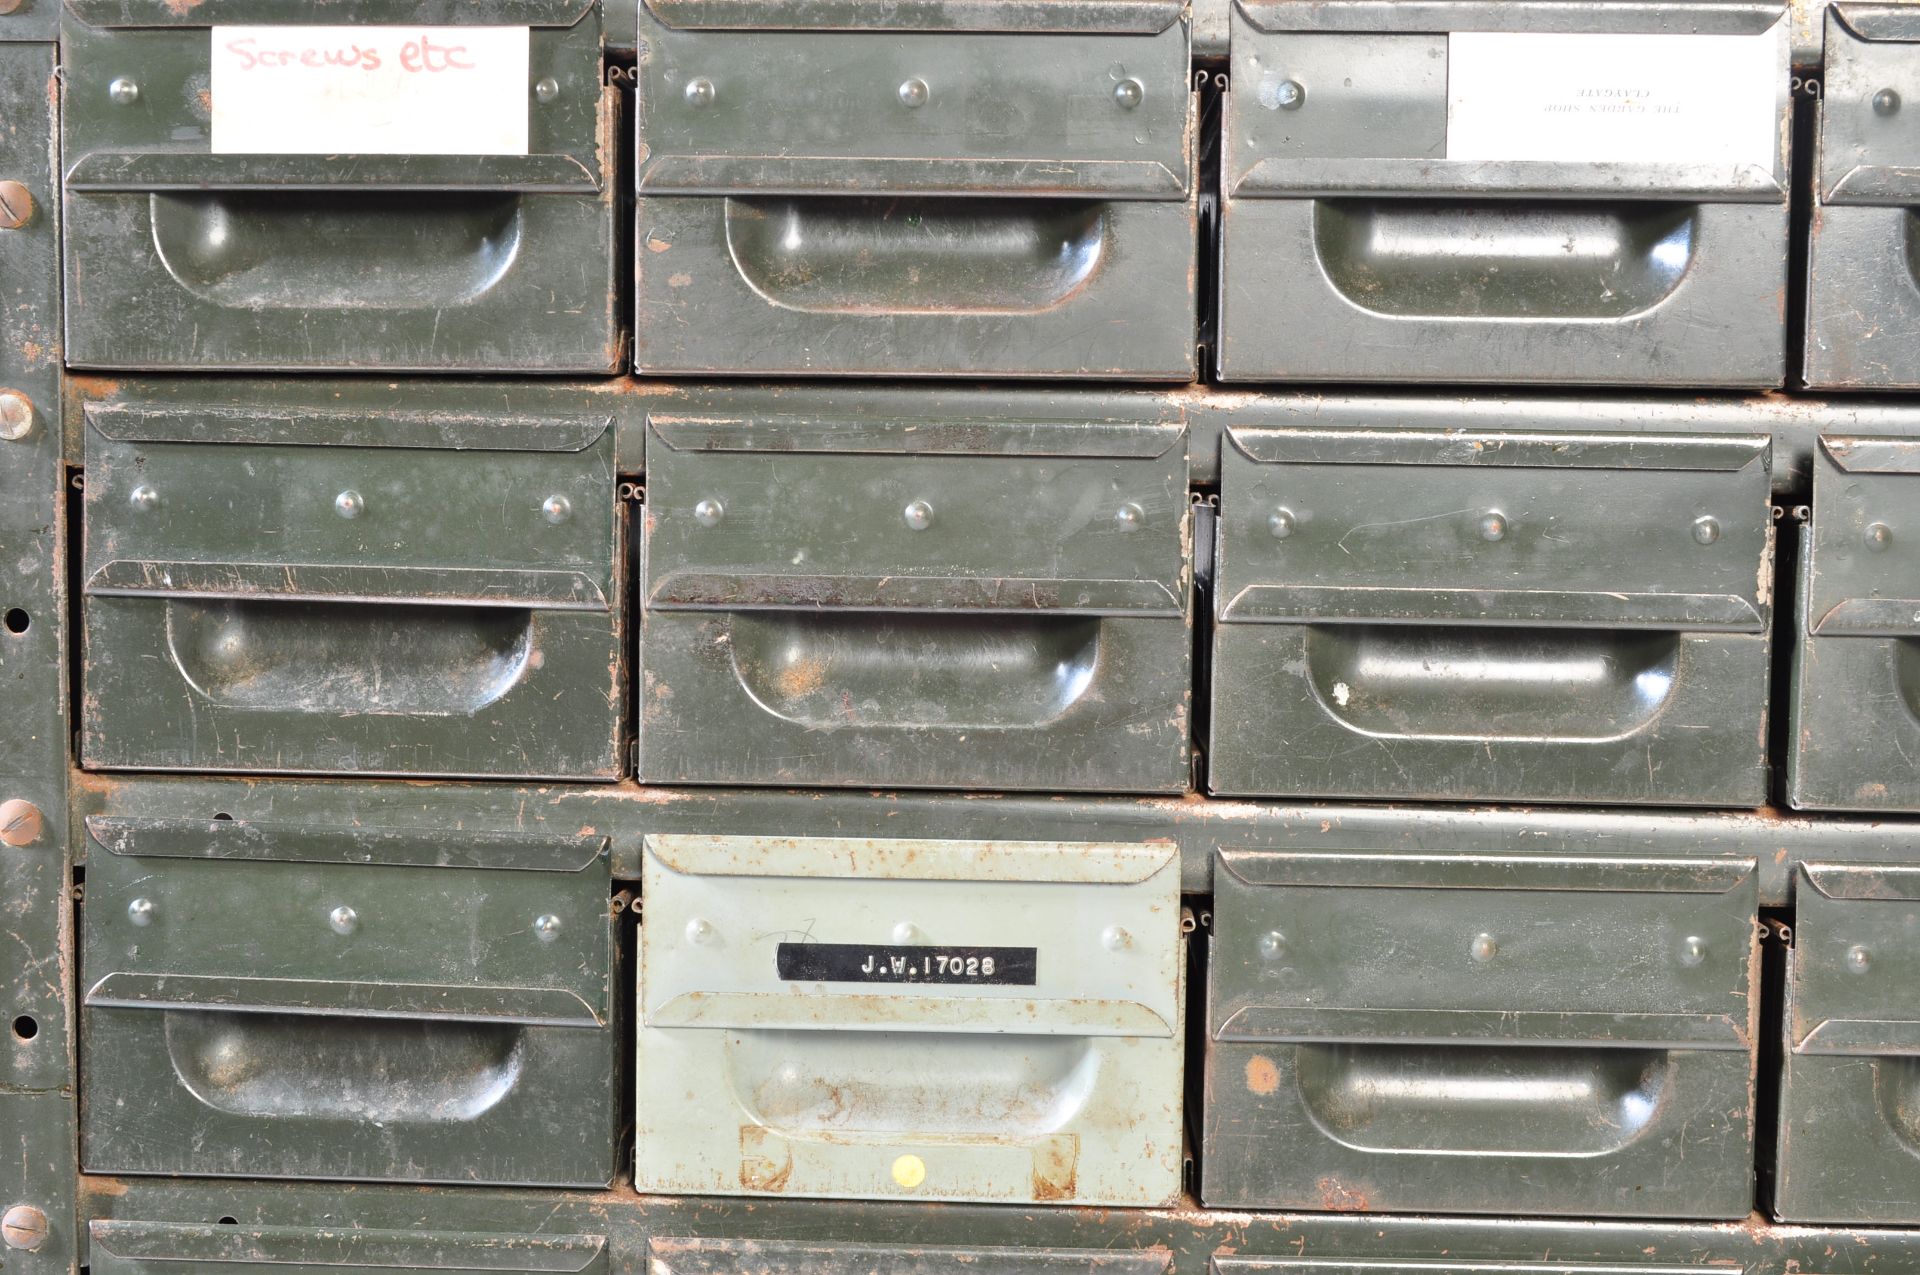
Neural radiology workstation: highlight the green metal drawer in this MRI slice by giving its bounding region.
[1203,848,1760,1218]
[78,393,624,780]
[632,0,1196,379]
[635,833,1185,1206]
[91,1222,610,1275]
[79,815,620,1187]
[61,0,620,372]
[1775,860,1920,1222]
[1209,426,1775,805]
[1788,435,1920,810]
[640,415,1192,792]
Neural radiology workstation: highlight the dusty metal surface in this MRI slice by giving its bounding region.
[77,390,626,780]
[78,815,620,1186]
[640,413,1193,792]
[1786,435,1920,810]
[59,1,620,372]
[635,834,1184,1204]
[631,3,1198,378]
[1217,0,1792,386]
[1205,848,1759,1217]
[1209,426,1776,805]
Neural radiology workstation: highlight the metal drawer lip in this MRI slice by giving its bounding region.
[641,0,1185,31]
[83,403,613,452]
[88,1222,610,1272]
[85,815,610,872]
[1234,0,1787,35]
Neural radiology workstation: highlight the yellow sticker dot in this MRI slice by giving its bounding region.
[891,1154,926,1189]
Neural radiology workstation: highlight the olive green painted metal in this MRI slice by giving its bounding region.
[90,1222,611,1275]
[1,1093,76,1275]
[0,0,53,41]
[1209,426,1776,805]
[78,392,625,780]
[1204,847,1760,1218]
[639,415,1192,792]
[1804,5,1920,388]
[1774,860,1920,1221]
[78,814,620,1187]
[60,1,620,373]
[632,2,1197,378]
[634,833,1184,1205]
[1217,0,1792,386]
[70,1171,1920,1275]
[1787,435,1920,810]
[64,770,1920,908]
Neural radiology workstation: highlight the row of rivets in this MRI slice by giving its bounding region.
[690,499,1148,532]
[1266,506,1727,545]
[127,485,572,523]
[108,75,567,106]
[126,897,560,941]
[681,75,1145,110]
[1258,928,1711,966]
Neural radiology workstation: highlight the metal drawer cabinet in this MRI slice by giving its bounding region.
[1806,5,1920,388]
[1203,848,1761,1218]
[1208,427,1775,806]
[79,815,621,1186]
[1787,435,1920,810]
[1218,0,1792,386]
[635,834,1185,1205]
[79,395,623,780]
[90,1222,611,1275]
[61,1,619,373]
[1775,860,1920,1222]
[640,416,1192,792]
[632,0,1197,379]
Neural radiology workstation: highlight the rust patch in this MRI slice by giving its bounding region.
[1031,1132,1080,1201]
[162,0,207,13]
[1244,1054,1280,1096]
[738,1125,792,1192]
[774,654,829,700]
[1315,1175,1370,1212]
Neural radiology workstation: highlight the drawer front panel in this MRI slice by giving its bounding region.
[80,817,618,1186]
[635,834,1184,1205]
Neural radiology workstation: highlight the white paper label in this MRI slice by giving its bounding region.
[210,25,531,156]
[1446,31,1778,170]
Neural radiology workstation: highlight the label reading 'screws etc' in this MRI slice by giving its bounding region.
[1446,31,1780,171]
[776,942,1038,986]
[210,26,531,156]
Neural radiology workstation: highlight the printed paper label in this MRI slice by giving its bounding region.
[1446,31,1778,170]
[210,25,531,156]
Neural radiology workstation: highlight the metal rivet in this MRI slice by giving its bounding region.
[1876,88,1902,116]
[1470,933,1498,962]
[1268,508,1296,539]
[328,905,359,936]
[1478,512,1507,542]
[533,914,562,943]
[0,390,33,441]
[693,498,724,528]
[0,799,42,848]
[533,76,561,104]
[898,77,930,108]
[541,494,572,525]
[1692,516,1721,546]
[1115,502,1145,531]
[108,77,139,106]
[0,181,32,231]
[1680,935,1708,966]
[1867,522,1894,552]
[684,77,716,107]
[333,490,364,520]
[1847,944,1872,973]
[891,921,919,945]
[1102,925,1132,951]
[2,1205,48,1253]
[891,1154,927,1189]
[128,484,159,512]
[1113,77,1144,109]
[1258,929,1287,959]
[903,500,934,531]
[126,897,155,927]
[686,917,716,945]
[1276,79,1305,110]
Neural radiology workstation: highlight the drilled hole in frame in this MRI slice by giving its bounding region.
[11,1015,38,1041]
[3,609,28,634]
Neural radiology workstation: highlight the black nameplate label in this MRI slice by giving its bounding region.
[775,942,1038,986]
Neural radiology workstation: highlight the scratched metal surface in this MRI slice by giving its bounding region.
[58,1,620,373]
